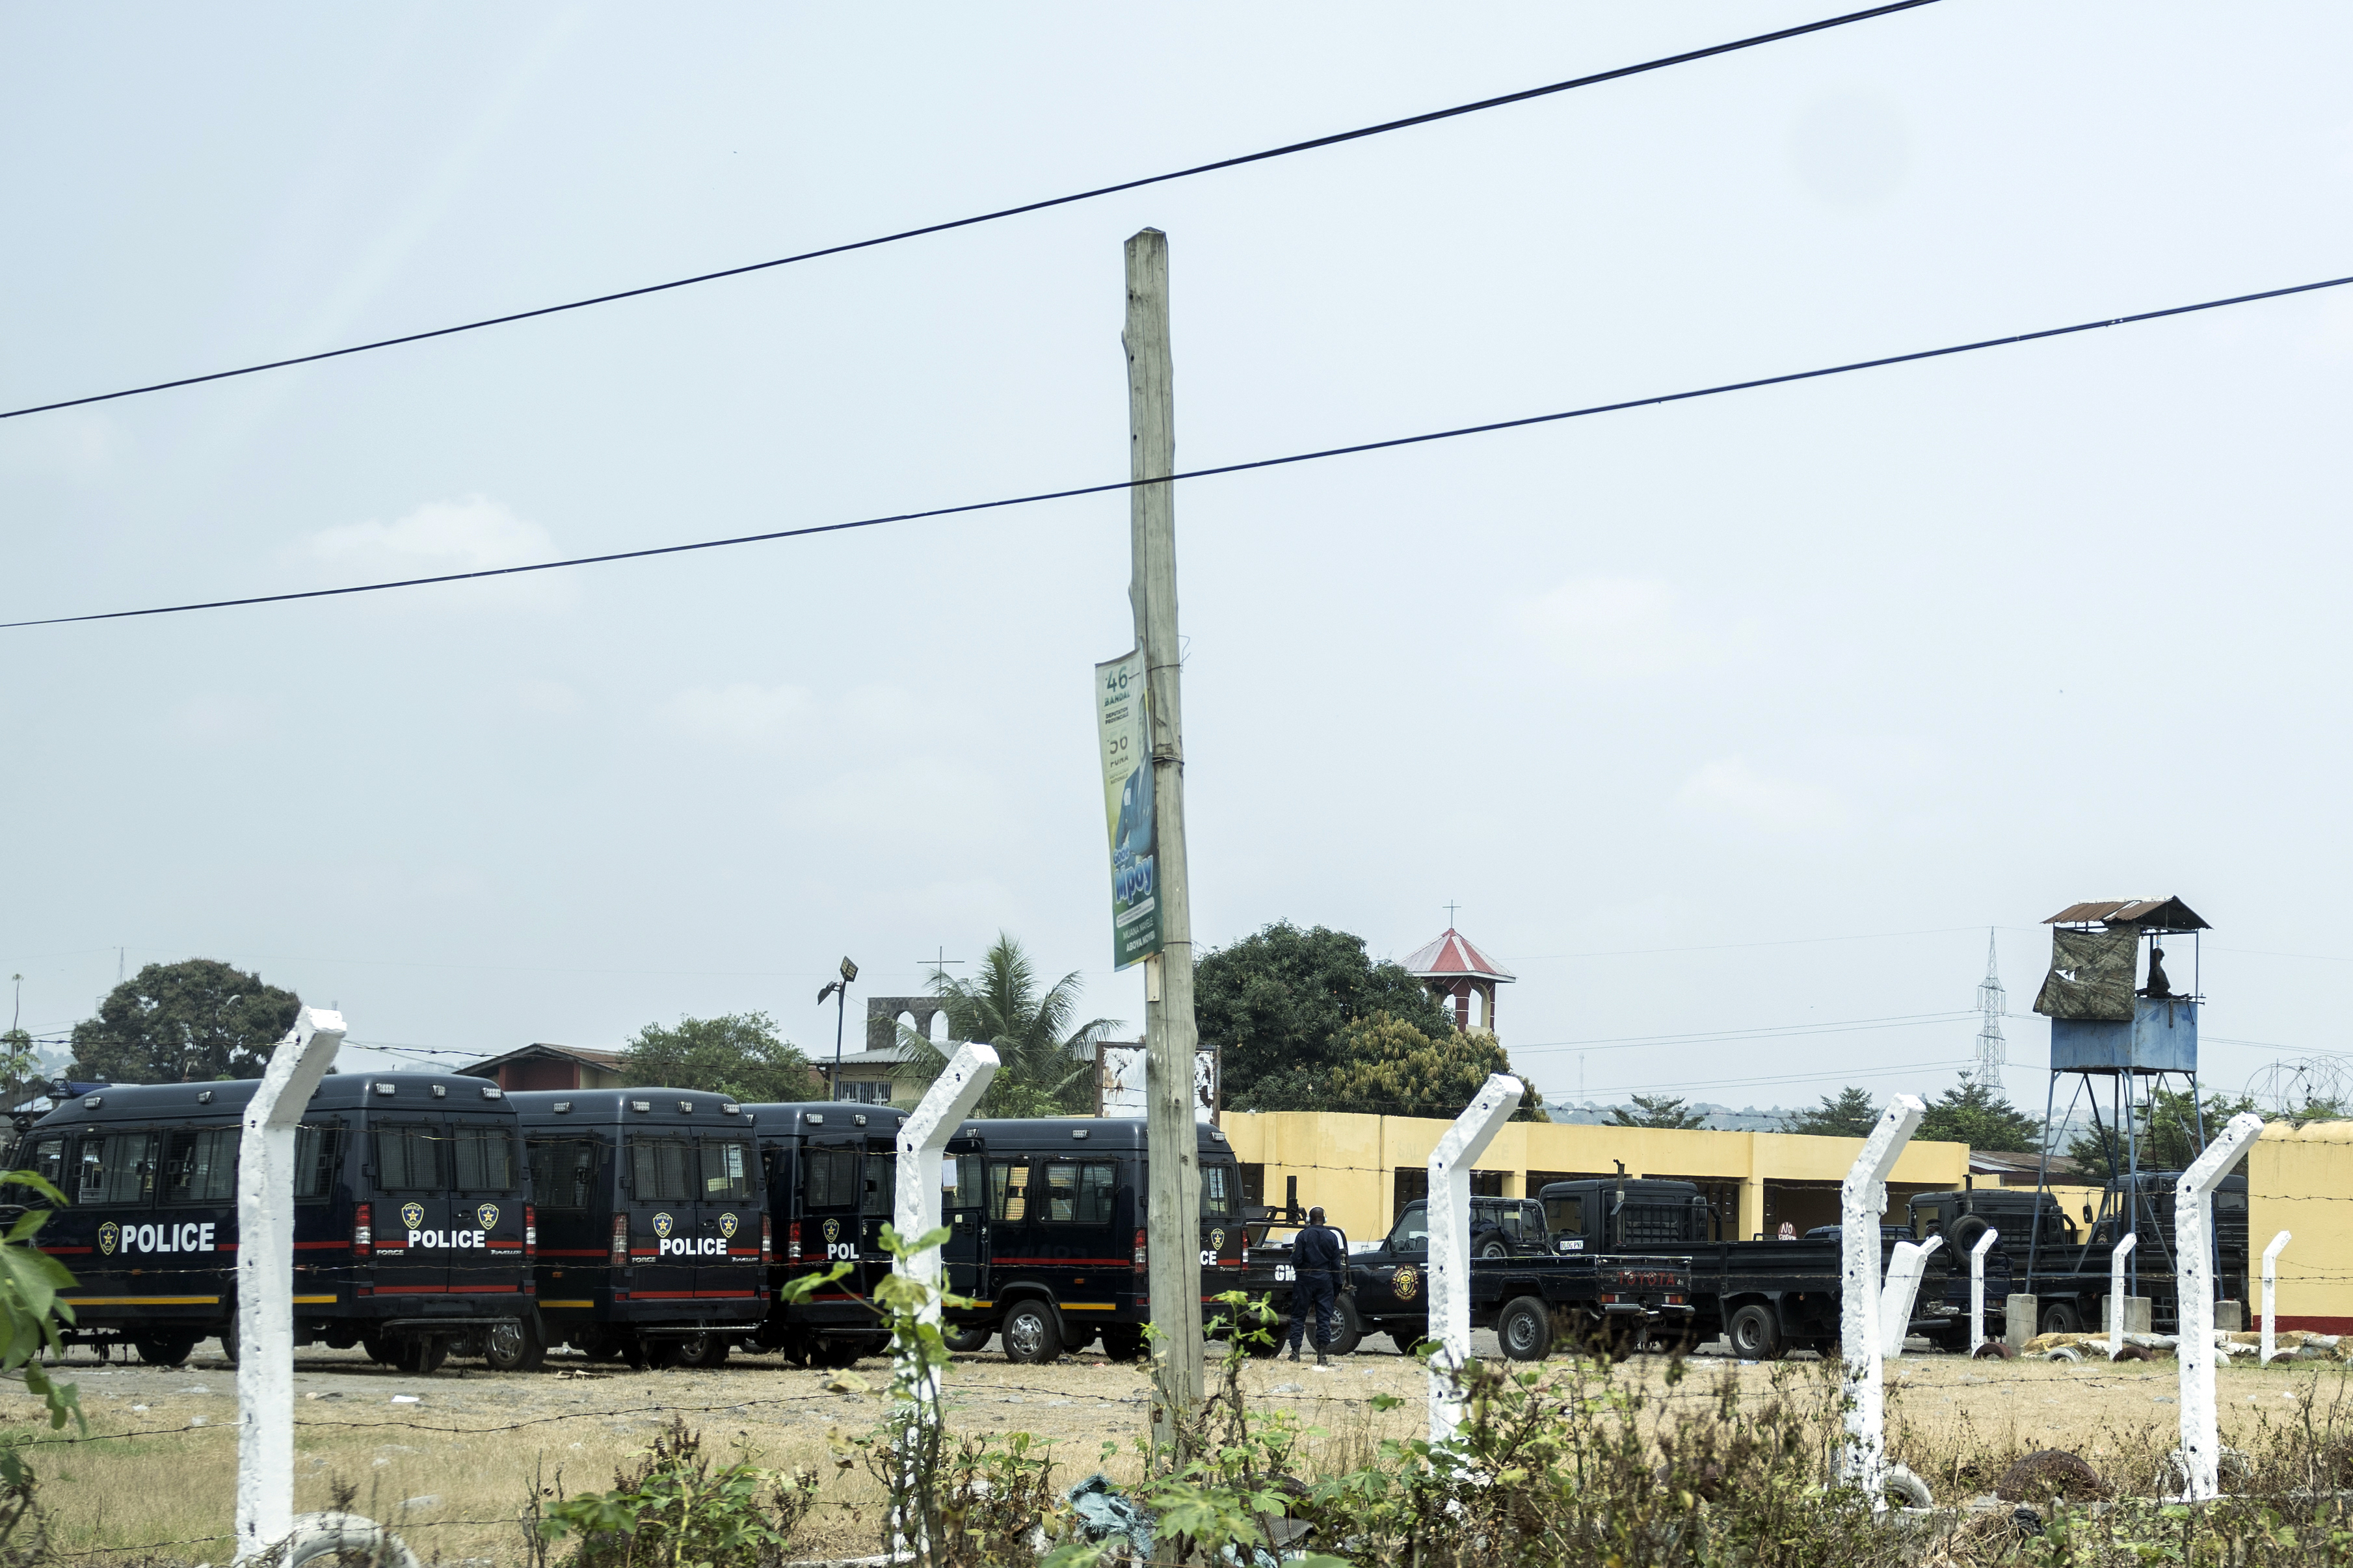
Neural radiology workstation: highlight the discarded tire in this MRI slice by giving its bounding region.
[1973,1341,2017,1360]
[276,1512,422,1568]
[1883,1465,1933,1509]
[2108,1344,2154,1363]
[1995,1450,2110,1504]
[2045,1347,2083,1363]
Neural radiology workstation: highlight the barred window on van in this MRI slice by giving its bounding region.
[943,1154,983,1210]
[803,1150,858,1211]
[77,1132,159,1206]
[861,1154,897,1216]
[163,1128,237,1205]
[1199,1163,1236,1218]
[530,1139,602,1210]
[4,1138,68,1204]
[377,1124,445,1191]
[451,1124,517,1191]
[628,1137,694,1204]
[1041,1162,1116,1226]
[700,1140,755,1203]
[989,1161,1029,1223]
[293,1125,344,1202]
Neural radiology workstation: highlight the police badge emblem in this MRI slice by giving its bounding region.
[821,1217,841,1245]
[653,1212,674,1239]
[98,1221,118,1256]
[401,1201,425,1230]
[1393,1265,1419,1300]
[477,1203,500,1230]
[719,1212,739,1238]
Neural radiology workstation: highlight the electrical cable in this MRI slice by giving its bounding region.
[8,267,2349,632]
[0,1,1941,423]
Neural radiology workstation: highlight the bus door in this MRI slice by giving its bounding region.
[71,1124,159,1303]
[156,1123,239,1309]
[985,1154,1039,1296]
[446,1115,525,1297]
[942,1137,987,1299]
[525,1132,607,1307]
[1037,1153,1122,1312]
[858,1136,899,1299]
[623,1129,698,1303]
[1200,1158,1245,1286]
[697,1132,762,1299]
[795,1132,863,1312]
[373,1117,455,1294]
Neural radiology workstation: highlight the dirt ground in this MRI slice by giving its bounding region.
[21,1334,2350,1565]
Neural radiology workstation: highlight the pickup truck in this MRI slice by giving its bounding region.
[1242,1197,1693,1361]
[1537,1178,1958,1359]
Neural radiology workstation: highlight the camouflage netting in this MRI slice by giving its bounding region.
[2033,926,2137,1020]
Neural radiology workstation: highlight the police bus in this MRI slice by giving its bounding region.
[938,1117,1246,1364]
[741,1101,901,1368]
[511,1089,769,1368]
[6,1073,537,1372]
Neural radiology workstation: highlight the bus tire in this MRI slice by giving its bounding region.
[673,1333,730,1369]
[814,1336,866,1370]
[219,1309,241,1368]
[395,1336,448,1376]
[1727,1303,1783,1361]
[133,1334,198,1368]
[941,1322,993,1354]
[1098,1325,1145,1362]
[481,1316,546,1373]
[276,1512,421,1568]
[1497,1297,1552,1361]
[1001,1301,1061,1365]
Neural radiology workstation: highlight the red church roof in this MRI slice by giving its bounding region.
[1402,928,1515,983]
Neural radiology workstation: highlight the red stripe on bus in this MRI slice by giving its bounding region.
[989,1257,1133,1267]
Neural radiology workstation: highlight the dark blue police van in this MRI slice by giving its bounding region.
[512,1089,769,1368]
[7,1073,537,1372]
[741,1101,903,1368]
[940,1117,1246,1364]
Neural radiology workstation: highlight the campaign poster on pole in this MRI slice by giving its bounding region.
[1097,649,1162,969]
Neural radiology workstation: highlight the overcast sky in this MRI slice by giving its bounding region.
[6,3,2350,1117]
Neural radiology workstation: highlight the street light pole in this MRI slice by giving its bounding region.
[818,956,859,1102]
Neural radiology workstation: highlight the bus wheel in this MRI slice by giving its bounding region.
[815,1336,866,1370]
[1098,1325,1145,1363]
[941,1322,993,1354]
[1001,1302,1061,1365]
[395,1336,448,1376]
[670,1333,730,1370]
[219,1310,241,1368]
[481,1317,547,1373]
[132,1335,197,1368]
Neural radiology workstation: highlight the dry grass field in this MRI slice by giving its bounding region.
[18,1336,2348,1565]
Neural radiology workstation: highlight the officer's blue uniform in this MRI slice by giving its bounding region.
[1288,1221,1346,1353]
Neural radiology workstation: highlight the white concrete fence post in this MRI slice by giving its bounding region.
[1878,1234,1942,1359]
[1969,1227,2000,1355]
[1427,1074,1523,1445]
[234,1008,347,1564]
[892,1044,1000,1385]
[2175,1111,2265,1501]
[1840,1094,1925,1508]
[2106,1232,2138,1358]
[2261,1230,2292,1366]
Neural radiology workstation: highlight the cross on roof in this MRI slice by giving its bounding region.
[1444,901,1459,929]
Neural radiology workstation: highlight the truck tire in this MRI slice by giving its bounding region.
[1947,1216,1991,1257]
[1727,1303,1783,1361]
[481,1316,547,1373]
[1496,1297,1552,1362]
[132,1334,198,1368]
[275,1512,421,1568]
[1322,1296,1364,1357]
[942,1322,993,1354]
[1001,1301,1061,1365]
[1389,1321,1429,1355]
[2040,1300,2082,1335]
[1476,1236,1511,1260]
[1098,1325,1145,1362]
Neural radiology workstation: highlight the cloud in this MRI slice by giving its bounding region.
[1519,576,1729,678]
[670,683,816,749]
[1676,757,1844,834]
[294,496,568,609]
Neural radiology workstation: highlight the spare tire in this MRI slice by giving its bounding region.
[274,1512,422,1568]
[1948,1216,1991,1257]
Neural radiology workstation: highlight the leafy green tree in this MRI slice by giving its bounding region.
[1917,1072,2041,1152]
[1608,1093,1707,1130]
[897,934,1117,1118]
[2067,1085,2260,1180]
[1194,922,1459,1110]
[1316,1015,1543,1120]
[66,959,299,1084]
[622,1013,822,1102]
[1781,1086,1880,1137]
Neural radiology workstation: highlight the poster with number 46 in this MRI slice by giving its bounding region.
[1096,649,1161,970]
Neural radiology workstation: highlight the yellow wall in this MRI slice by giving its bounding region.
[1220,1111,1971,1245]
[2250,1120,2353,1332]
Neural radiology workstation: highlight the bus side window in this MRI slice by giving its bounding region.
[943,1154,983,1208]
[803,1149,856,1210]
[377,1124,445,1191]
[628,1137,693,1204]
[292,1125,345,1202]
[989,1160,1029,1223]
[1199,1163,1235,1218]
[6,1138,68,1204]
[163,1128,237,1204]
[78,1132,159,1206]
[861,1154,897,1216]
[701,1139,756,1203]
[528,1138,600,1210]
[1543,1194,1584,1239]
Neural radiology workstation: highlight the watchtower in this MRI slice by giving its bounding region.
[2027,896,2208,1296]
[1403,927,1515,1033]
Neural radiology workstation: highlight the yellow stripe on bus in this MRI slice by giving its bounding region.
[292,1296,337,1305]
[1059,1303,1119,1310]
[62,1296,222,1307]
[537,1300,596,1309]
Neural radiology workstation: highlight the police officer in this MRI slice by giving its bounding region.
[1287,1206,1346,1366]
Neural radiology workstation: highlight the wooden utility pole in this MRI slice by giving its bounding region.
[1124,227,1205,1454]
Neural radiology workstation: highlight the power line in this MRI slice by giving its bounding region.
[0,2,1941,423]
[9,268,2350,633]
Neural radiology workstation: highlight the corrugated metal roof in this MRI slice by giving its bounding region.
[459,1042,626,1076]
[2043,897,2209,931]
[1401,928,1517,981]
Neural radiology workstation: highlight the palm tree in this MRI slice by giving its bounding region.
[895,934,1120,1117]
